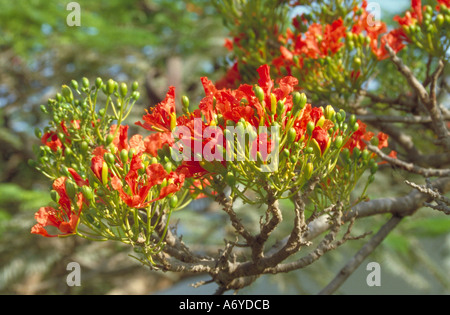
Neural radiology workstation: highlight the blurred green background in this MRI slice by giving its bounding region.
[0,0,448,295]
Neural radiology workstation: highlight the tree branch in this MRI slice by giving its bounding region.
[318,215,403,295]
[365,143,450,177]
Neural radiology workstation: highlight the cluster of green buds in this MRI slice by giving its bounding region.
[30,77,140,181]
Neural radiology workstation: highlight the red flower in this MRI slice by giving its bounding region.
[312,126,329,154]
[91,155,105,181]
[377,132,389,149]
[136,86,176,132]
[344,120,374,153]
[31,178,85,237]
[41,132,63,152]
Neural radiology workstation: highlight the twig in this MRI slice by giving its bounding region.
[366,142,450,177]
[357,114,450,124]
[317,215,403,295]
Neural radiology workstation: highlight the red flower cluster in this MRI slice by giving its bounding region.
[31,174,87,237]
[273,17,347,74]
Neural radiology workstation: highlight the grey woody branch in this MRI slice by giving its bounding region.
[385,45,450,150]
[365,142,450,177]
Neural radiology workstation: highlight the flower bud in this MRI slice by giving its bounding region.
[62,85,74,103]
[370,163,378,174]
[270,93,277,114]
[306,121,315,136]
[254,86,264,103]
[65,179,78,200]
[324,105,335,120]
[164,161,173,173]
[225,171,236,187]
[120,149,129,164]
[132,81,139,91]
[293,92,307,116]
[101,161,109,185]
[104,152,115,165]
[287,127,297,144]
[95,77,103,89]
[169,195,178,208]
[71,80,79,91]
[106,79,116,95]
[81,186,94,201]
[119,82,128,97]
[276,100,284,117]
[335,135,343,148]
[105,134,114,145]
[82,77,89,88]
[50,190,59,203]
[131,91,140,100]
[305,162,314,179]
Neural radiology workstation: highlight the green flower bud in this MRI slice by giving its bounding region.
[276,100,284,117]
[353,147,361,159]
[71,80,79,91]
[40,104,48,114]
[293,92,307,115]
[368,174,375,184]
[338,109,346,122]
[106,79,116,95]
[65,179,78,200]
[82,77,89,88]
[436,14,444,27]
[132,81,139,91]
[98,108,106,117]
[131,91,140,100]
[370,163,378,174]
[65,147,73,156]
[169,195,178,208]
[324,105,335,120]
[164,161,173,173]
[287,127,297,144]
[62,85,74,103]
[225,171,236,187]
[55,93,63,103]
[80,141,89,155]
[352,122,359,132]
[95,77,103,89]
[305,162,314,179]
[361,149,370,161]
[254,86,264,102]
[104,152,115,165]
[305,146,314,154]
[50,190,59,203]
[81,185,94,201]
[34,128,42,139]
[349,114,356,127]
[119,82,128,97]
[120,149,128,164]
[306,121,315,136]
[105,134,114,146]
[335,135,343,148]
[341,147,350,161]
